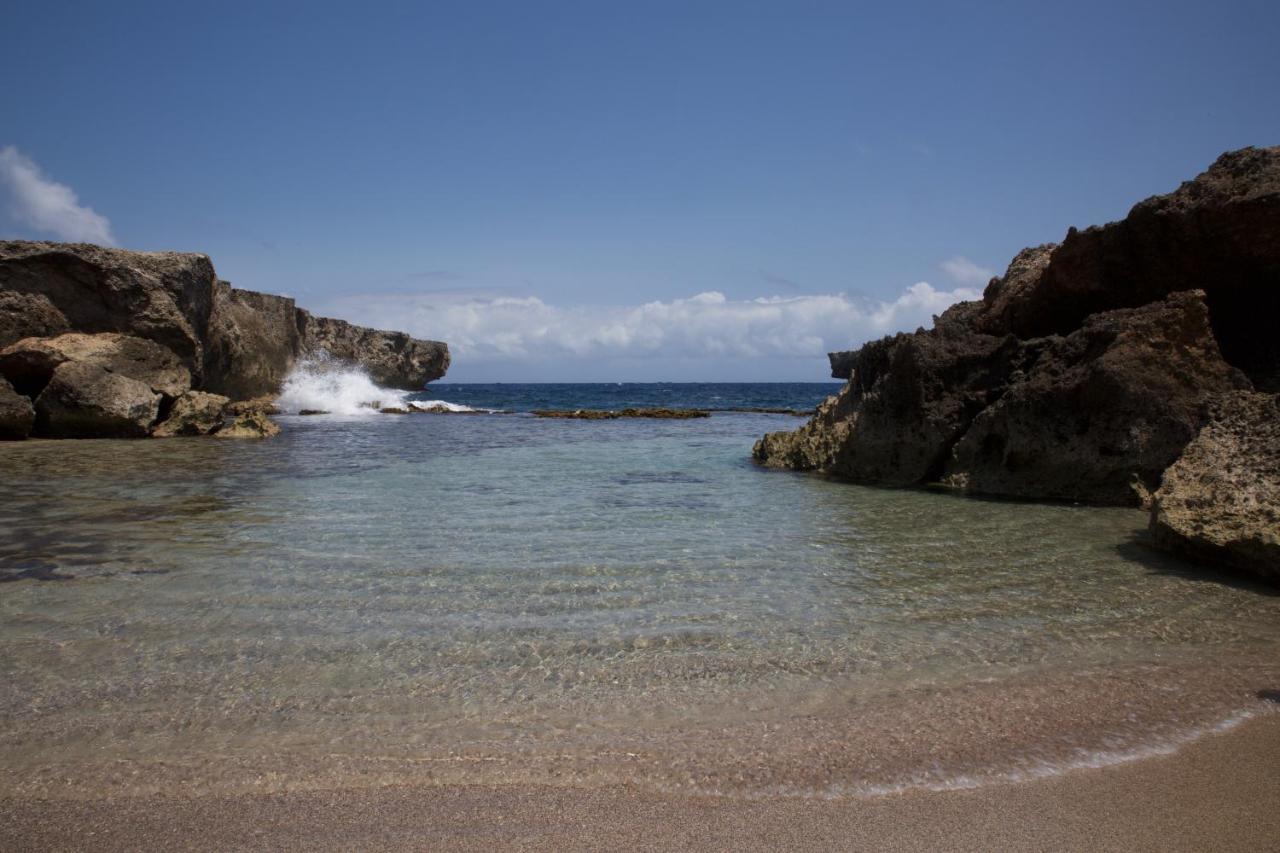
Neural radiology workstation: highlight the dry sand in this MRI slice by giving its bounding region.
[3,712,1278,852]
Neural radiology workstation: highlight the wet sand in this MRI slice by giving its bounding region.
[3,712,1277,852]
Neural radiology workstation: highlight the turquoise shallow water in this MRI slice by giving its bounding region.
[2,388,1279,797]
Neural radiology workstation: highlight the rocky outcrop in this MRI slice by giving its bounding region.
[0,376,34,439]
[0,332,194,438]
[1150,392,1280,582]
[0,241,450,400]
[0,333,191,399]
[35,361,161,438]
[151,391,230,437]
[943,291,1250,503]
[756,146,1280,579]
[301,314,450,394]
[214,410,281,439]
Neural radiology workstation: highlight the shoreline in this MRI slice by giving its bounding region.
[4,712,1278,852]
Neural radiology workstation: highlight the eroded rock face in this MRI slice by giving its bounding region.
[151,391,230,437]
[1150,392,1280,581]
[0,376,34,440]
[944,291,1249,503]
[0,243,217,379]
[35,361,161,438]
[302,315,451,393]
[758,146,1279,525]
[978,148,1280,390]
[757,311,1028,485]
[0,332,191,399]
[0,241,450,399]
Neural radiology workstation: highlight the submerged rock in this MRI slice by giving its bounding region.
[152,391,231,437]
[214,410,281,439]
[35,361,161,438]
[532,408,710,420]
[1150,392,1280,582]
[0,376,34,439]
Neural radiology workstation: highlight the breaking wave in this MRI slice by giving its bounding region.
[276,355,407,415]
[276,355,482,415]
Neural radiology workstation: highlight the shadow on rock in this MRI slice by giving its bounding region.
[1114,536,1280,597]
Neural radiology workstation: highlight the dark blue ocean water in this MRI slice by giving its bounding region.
[414,382,843,412]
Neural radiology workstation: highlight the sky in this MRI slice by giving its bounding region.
[3,1,1278,381]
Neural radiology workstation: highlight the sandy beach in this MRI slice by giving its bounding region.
[3,710,1277,852]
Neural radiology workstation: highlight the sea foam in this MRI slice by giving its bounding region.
[276,355,406,414]
[276,354,480,415]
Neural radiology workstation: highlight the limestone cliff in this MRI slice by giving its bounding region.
[755,146,1280,580]
[0,241,449,400]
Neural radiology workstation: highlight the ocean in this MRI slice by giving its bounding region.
[2,379,1279,798]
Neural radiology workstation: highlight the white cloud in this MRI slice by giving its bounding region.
[0,146,116,245]
[323,282,980,369]
[939,256,993,287]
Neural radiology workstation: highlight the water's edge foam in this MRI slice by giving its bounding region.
[683,705,1270,801]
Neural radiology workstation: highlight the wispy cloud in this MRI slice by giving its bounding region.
[0,146,115,245]
[323,282,980,368]
[939,256,993,287]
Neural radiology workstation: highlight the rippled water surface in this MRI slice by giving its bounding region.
[2,386,1278,797]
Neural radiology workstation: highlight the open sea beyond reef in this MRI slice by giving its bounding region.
[2,382,1279,799]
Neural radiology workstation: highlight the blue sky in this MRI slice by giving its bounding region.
[3,1,1278,380]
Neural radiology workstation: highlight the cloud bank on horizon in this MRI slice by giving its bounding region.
[324,281,981,380]
[0,146,116,245]
[0,144,993,381]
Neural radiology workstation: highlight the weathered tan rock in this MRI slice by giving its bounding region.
[214,410,281,439]
[227,396,282,416]
[0,332,190,399]
[34,361,160,438]
[151,391,230,437]
[1150,392,1280,582]
[301,314,451,393]
[0,376,34,440]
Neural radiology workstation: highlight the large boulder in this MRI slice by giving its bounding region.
[0,241,451,401]
[1150,392,1280,582]
[0,376,34,439]
[0,332,190,399]
[34,361,161,438]
[943,291,1250,503]
[151,391,230,437]
[0,243,217,379]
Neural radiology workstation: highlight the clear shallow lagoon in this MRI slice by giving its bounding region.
[2,384,1278,798]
